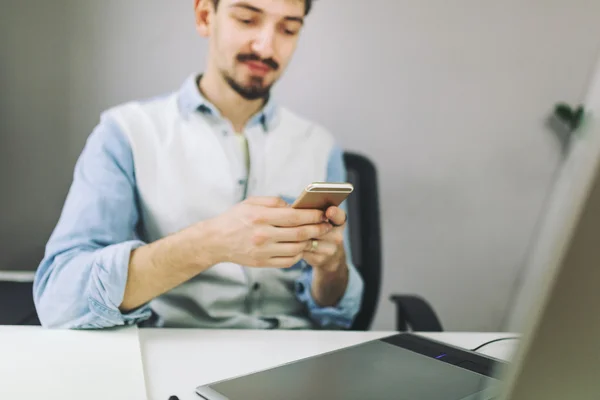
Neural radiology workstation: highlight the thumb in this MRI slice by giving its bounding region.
[244,196,288,208]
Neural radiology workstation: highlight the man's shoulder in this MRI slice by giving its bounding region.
[275,106,335,142]
[97,92,179,144]
[101,92,177,122]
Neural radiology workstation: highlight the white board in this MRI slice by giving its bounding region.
[505,55,600,331]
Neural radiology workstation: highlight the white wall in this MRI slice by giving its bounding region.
[285,0,600,332]
[3,0,600,331]
[0,1,71,271]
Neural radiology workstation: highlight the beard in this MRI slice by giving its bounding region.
[221,53,280,100]
[223,73,272,100]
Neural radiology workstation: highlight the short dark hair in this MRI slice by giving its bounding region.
[212,0,314,16]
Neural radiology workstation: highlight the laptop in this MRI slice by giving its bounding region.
[196,111,600,399]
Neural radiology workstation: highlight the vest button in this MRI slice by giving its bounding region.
[252,282,261,291]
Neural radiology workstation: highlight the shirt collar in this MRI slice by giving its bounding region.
[177,74,277,132]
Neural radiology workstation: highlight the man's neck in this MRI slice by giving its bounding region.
[199,69,266,133]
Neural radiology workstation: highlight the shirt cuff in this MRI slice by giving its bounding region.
[86,240,153,327]
[295,261,364,329]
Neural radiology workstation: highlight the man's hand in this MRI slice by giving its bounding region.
[202,196,333,268]
[120,196,336,312]
[302,205,347,272]
[302,205,350,307]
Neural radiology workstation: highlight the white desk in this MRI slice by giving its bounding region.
[140,329,519,400]
[0,326,148,400]
[0,327,518,400]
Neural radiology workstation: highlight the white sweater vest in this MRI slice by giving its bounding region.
[108,94,335,328]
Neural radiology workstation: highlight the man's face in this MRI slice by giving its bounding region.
[197,0,305,100]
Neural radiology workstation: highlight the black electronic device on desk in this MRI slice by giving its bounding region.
[195,333,506,400]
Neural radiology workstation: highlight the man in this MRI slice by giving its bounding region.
[33,0,364,330]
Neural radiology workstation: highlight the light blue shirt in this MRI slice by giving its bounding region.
[33,75,364,330]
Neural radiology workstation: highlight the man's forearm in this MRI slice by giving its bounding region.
[310,260,349,307]
[119,221,218,312]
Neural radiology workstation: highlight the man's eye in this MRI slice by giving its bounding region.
[283,28,299,36]
[238,18,254,25]
[281,23,301,36]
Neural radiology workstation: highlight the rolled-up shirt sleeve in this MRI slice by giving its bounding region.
[295,144,365,329]
[33,114,152,329]
[295,254,364,329]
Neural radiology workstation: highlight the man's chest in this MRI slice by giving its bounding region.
[128,114,333,241]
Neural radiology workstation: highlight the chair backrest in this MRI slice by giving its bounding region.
[0,280,39,325]
[343,152,382,330]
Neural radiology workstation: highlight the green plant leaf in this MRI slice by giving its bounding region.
[554,103,574,123]
[572,105,584,131]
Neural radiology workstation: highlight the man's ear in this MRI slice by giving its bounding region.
[194,0,213,37]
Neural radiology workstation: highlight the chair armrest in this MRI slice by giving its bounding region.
[390,294,443,332]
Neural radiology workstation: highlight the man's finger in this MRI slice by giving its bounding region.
[305,240,337,257]
[266,253,304,268]
[325,206,346,227]
[245,196,288,208]
[266,241,310,257]
[267,207,326,227]
[313,225,344,241]
[271,223,332,242]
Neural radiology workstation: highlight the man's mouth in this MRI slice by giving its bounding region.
[243,60,271,74]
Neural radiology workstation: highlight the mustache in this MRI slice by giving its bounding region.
[237,53,279,71]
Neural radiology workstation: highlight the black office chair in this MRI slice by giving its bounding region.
[344,152,382,330]
[343,151,443,332]
[0,279,40,325]
[2,153,441,331]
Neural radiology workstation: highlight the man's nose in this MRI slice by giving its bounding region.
[251,28,276,60]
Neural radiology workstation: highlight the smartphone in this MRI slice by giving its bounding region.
[291,182,354,211]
